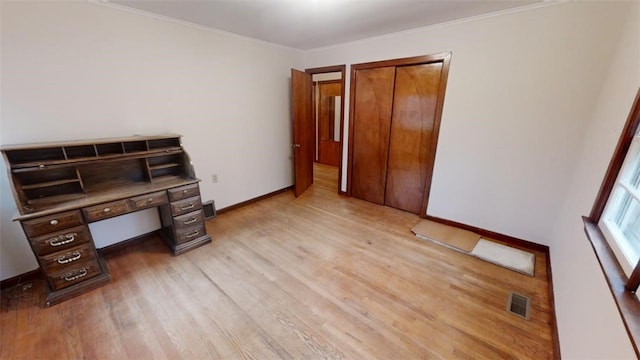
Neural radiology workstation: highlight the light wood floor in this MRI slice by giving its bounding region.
[1,163,554,359]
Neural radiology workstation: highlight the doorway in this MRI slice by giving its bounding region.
[291,65,346,197]
[314,78,342,167]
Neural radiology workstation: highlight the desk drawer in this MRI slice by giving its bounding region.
[168,184,200,202]
[40,243,97,274]
[30,225,91,256]
[173,209,204,231]
[47,259,102,291]
[83,199,130,222]
[175,223,206,244]
[129,191,168,210]
[170,196,202,216]
[22,210,84,238]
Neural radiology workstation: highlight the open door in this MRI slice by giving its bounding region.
[291,69,313,197]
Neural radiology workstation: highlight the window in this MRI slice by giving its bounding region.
[600,129,640,277]
[585,88,640,357]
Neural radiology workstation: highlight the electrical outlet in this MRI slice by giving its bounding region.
[211,174,218,183]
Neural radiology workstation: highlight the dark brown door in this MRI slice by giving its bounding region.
[350,66,396,204]
[291,69,313,197]
[385,63,443,213]
[317,81,342,167]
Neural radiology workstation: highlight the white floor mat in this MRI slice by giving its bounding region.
[470,239,535,276]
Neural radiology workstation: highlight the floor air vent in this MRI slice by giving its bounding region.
[506,292,531,320]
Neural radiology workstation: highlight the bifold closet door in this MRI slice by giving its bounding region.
[384,63,443,214]
[350,66,396,204]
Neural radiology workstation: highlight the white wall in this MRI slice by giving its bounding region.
[0,1,303,279]
[304,2,638,358]
[549,2,640,358]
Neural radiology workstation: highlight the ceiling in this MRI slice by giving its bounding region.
[108,0,543,50]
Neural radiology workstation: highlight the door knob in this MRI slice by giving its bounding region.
[292,144,301,148]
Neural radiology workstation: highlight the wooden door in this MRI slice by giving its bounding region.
[291,69,313,197]
[349,53,451,215]
[317,81,342,167]
[385,63,443,214]
[350,67,396,204]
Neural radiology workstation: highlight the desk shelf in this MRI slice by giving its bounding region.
[149,163,181,170]
[21,178,81,190]
[147,153,185,180]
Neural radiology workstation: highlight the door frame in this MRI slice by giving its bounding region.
[305,65,346,195]
[347,53,451,217]
[314,79,342,166]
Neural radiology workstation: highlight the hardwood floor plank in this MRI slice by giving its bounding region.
[225,218,454,358]
[0,163,554,359]
[134,248,271,359]
[195,247,350,359]
[218,225,428,357]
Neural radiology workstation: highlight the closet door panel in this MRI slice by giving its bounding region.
[351,67,396,204]
[385,63,443,214]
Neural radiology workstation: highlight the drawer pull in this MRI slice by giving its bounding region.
[57,252,82,264]
[103,208,111,213]
[183,217,198,225]
[63,268,88,282]
[147,197,154,202]
[50,219,59,225]
[182,189,188,194]
[180,204,195,211]
[186,230,200,239]
[49,233,77,247]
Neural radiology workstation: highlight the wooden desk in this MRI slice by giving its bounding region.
[1,135,212,306]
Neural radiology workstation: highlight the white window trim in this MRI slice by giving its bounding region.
[600,135,640,277]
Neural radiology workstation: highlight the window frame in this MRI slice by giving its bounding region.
[599,134,640,277]
[584,88,640,357]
